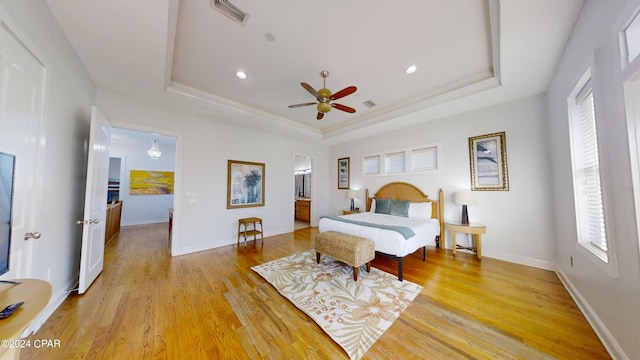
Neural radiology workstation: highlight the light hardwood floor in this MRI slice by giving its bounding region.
[22,223,610,359]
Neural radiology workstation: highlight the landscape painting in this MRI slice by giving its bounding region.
[130,170,175,195]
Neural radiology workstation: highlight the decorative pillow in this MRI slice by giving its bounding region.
[408,202,432,219]
[389,199,411,217]
[369,198,376,212]
[374,198,391,214]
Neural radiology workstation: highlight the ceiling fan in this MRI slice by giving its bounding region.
[288,70,357,120]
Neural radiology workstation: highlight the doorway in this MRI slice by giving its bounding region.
[109,128,177,241]
[294,154,313,230]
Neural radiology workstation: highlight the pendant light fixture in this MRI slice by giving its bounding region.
[147,139,162,159]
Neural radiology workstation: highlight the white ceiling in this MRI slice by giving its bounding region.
[45,0,584,143]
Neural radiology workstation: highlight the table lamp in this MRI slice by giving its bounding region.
[347,189,358,211]
[453,191,476,225]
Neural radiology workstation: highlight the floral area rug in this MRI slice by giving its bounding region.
[251,250,423,360]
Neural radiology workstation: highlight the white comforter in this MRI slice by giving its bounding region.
[318,212,440,257]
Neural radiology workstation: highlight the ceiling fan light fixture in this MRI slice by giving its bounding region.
[318,88,331,99]
[317,102,331,113]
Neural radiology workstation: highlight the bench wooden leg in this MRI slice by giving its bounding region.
[353,266,359,281]
[366,262,371,273]
[316,251,321,264]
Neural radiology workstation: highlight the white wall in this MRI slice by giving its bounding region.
[330,94,556,269]
[546,0,640,358]
[0,0,96,329]
[110,128,176,226]
[96,89,331,256]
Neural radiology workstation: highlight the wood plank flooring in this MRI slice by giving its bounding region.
[21,223,611,359]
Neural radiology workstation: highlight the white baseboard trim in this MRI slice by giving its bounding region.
[121,219,168,227]
[172,227,292,256]
[556,268,628,360]
[485,250,555,270]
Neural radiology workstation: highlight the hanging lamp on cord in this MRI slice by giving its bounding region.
[147,139,162,159]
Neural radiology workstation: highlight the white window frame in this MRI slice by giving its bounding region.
[363,144,440,176]
[567,61,617,278]
[620,8,640,270]
[619,6,640,69]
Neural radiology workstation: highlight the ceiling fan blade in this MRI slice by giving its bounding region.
[331,86,357,100]
[331,103,356,113]
[288,102,317,108]
[317,112,324,120]
[301,82,321,100]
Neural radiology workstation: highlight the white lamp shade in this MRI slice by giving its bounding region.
[453,191,476,205]
[346,189,358,199]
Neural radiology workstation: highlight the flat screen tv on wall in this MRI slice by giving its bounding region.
[0,152,16,276]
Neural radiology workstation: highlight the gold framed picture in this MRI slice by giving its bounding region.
[227,160,265,208]
[469,132,509,191]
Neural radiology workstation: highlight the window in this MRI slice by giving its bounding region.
[363,144,439,176]
[363,155,380,175]
[568,69,609,262]
[412,146,438,171]
[384,151,405,173]
[623,10,640,64]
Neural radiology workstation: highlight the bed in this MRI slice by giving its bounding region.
[319,182,444,281]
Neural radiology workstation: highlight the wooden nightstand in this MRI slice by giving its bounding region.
[342,210,361,215]
[445,222,486,261]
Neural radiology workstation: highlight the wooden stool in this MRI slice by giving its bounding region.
[238,217,263,246]
[315,231,375,281]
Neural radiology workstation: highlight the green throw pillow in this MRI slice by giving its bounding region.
[374,198,391,214]
[389,199,411,217]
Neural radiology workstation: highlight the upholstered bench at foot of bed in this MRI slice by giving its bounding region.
[315,231,375,281]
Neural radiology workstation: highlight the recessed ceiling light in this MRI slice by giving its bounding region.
[405,65,417,74]
[264,33,275,42]
[236,71,247,79]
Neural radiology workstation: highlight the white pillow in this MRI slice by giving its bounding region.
[408,202,432,219]
[369,198,376,212]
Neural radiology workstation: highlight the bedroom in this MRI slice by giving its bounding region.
[0,0,638,359]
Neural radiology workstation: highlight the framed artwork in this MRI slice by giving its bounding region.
[469,132,509,191]
[130,170,175,195]
[227,160,265,208]
[338,157,350,189]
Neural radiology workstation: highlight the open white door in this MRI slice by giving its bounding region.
[78,106,111,294]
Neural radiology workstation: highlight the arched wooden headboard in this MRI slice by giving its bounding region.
[365,182,444,246]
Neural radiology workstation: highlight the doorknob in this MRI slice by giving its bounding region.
[76,219,99,225]
[24,232,41,240]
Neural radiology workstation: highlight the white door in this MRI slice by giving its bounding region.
[78,106,111,294]
[0,22,46,279]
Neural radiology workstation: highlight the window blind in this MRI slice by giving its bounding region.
[411,146,438,171]
[385,152,405,173]
[363,155,380,175]
[573,79,608,254]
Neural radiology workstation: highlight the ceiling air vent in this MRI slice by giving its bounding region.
[363,100,377,109]
[211,0,249,26]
